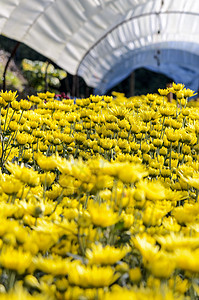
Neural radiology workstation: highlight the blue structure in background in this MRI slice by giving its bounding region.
[94,46,199,95]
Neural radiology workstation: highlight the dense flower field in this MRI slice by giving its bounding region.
[0,84,198,299]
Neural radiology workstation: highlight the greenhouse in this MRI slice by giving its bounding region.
[1,0,199,93]
[0,1,198,299]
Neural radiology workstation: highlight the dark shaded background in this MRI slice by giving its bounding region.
[0,35,172,97]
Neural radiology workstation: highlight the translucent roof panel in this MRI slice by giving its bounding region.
[1,0,199,93]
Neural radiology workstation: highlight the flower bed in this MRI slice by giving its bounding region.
[0,84,198,299]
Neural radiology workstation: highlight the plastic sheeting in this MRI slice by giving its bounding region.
[0,0,199,94]
[94,46,199,94]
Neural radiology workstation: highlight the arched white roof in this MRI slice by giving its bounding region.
[1,0,199,93]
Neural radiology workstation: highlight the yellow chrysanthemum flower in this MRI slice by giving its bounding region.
[36,154,58,171]
[68,264,120,288]
[1,176,22,195]
[0,246,32,274]
[136,180,166,201]
[0,90,17,103]
[86,243,130,265]
[6,163,40,187]
[88,202,120,228]
[117,163,148,184]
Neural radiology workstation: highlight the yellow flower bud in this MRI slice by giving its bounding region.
[129,267,142,282]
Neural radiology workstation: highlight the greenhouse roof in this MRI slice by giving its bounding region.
[1,0,199,93]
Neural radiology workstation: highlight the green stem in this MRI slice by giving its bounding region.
[46,144,51,156]
[78,226,85,256]
[84,193,89,209]
[3,103,10,134]
[18,110,24,124]
[18,145,24,162]
[74,144,79,158]
[3,111,24,163]
[51,189,64,214]
[25,186,31,201]
[6,195,11,203]
[127,126,131,141]
[11,194,17,204]
[169,142,172,170]
[182,116,186,128]
[5,110,15,132]
[19,185,25,200]
[189,285,195,300]
[8,270,16,291]
[176,98,178,117]
[160,116,165,139]
[3,131,17,159]
[36,138,39,153]
[196,189,198,202]
[43,172,48,203]
[177,142,181,154]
